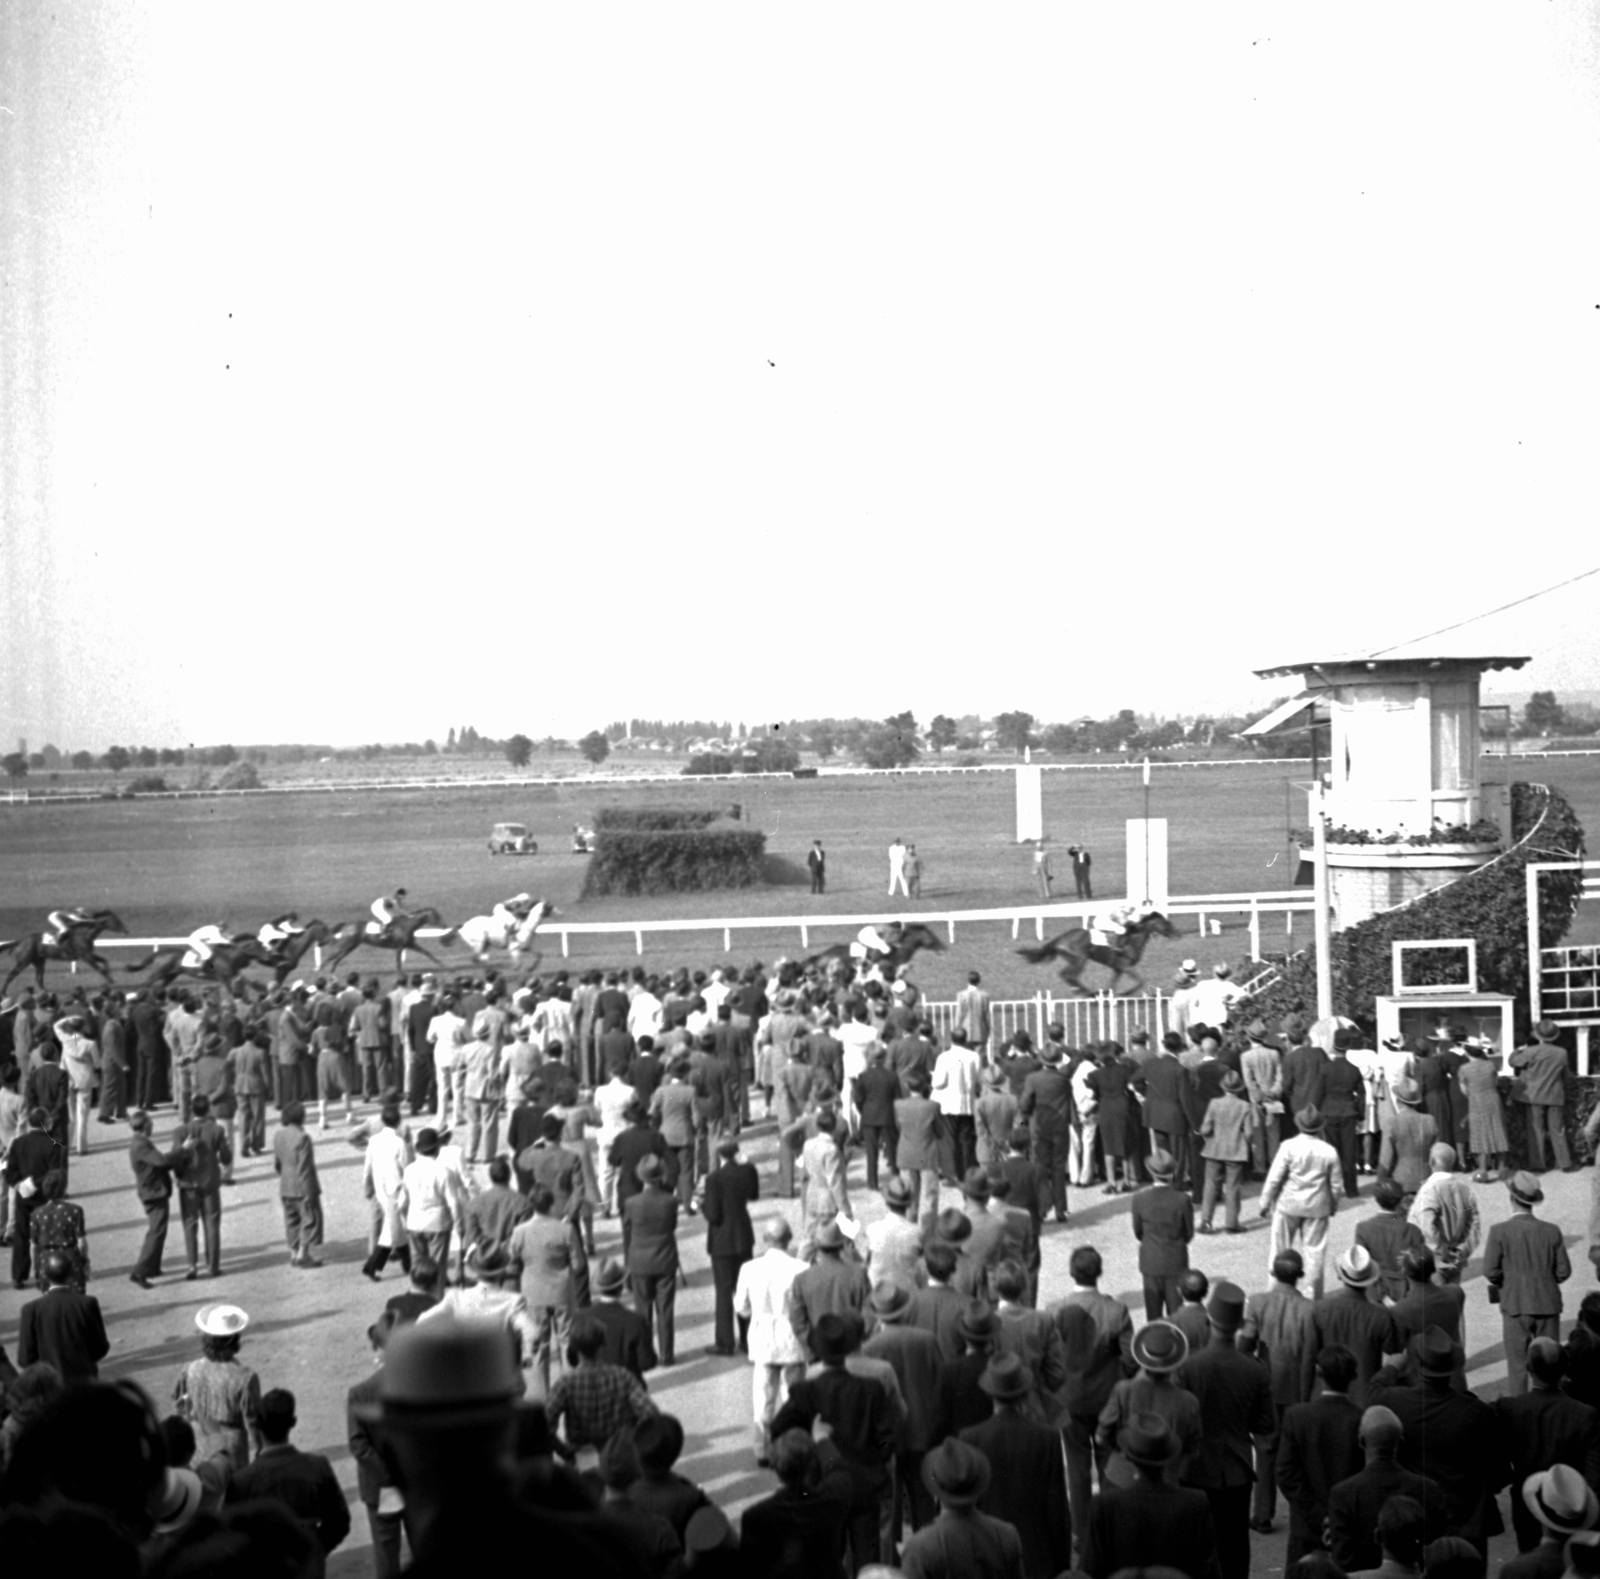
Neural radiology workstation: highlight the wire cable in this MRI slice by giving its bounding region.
[1369,566,1600,657]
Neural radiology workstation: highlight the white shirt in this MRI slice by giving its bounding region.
[1186,978,1242,1029]
[427,1011,465,1069]
[595,1078,635,1137]
[1261,1131,1342,1219]
[734,1247,808,1365]
[932,1044,980,1117]
[364,1126,411,1205]
[402,1155,453,1232]
[701,980,730,1019]
[627,993,663,1041]
[837,1021,879,1090]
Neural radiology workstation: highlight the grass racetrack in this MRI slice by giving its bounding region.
[4,758,1597,1002]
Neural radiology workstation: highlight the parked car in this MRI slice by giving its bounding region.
[489,822,537,855]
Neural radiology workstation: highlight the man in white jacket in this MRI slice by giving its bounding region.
[1258,1103,1343,1299]
[732,1216,808,1464]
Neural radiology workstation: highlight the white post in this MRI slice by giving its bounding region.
[1312,785,1334,1020]
[560,931,570,958]
[1012,917,1021,941]
[800,925,809,948]
[725,927,733,952]
[1035,992,1046,1044]
[634,929,644,955]
[1526,864,1543,1026]
[947,919,955,945]
[1249,900,1261,963]
[1036,915,1045,941]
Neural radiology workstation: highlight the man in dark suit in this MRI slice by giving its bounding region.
[127,1109,185,1288]
[1321,1033,1367,1197]
[1311,1245,1399,1406]
[854,1047,902,1191]
[1275,1342,1364,1565]
[3,1106,59,1288]
[702,1137,757,1356]
[1019,1041,1073,1223]
[348,1314,411,1578]
[611,1103,673,1256]
[771,1312,897,1573]
[791,1221,871,1357]
[1180,1281,1275,1579]
[1081,1412,1222,1579]
[1369,1325,1509,1548]
[623,1154,680,1365]
[894,1073,944,1223]
[1129,1149,1192,1319]
[863,1279,947,1534]
[1281,1037,1329,1132]
[960,1352,1072,1579]
[738,1427,852,1579]
[1496,1337,1600,1552]
[807,840,826,894]
[586,1256,658,1379]
[1389,1245,1467,1359]
[1136,1035,1199,1195]
[1484,1171,1571,1394]
[231,1387,351,1561]
[1240,1248,1318,1533]
[1325,1403,1449,1572]
[17,1250,109,1381]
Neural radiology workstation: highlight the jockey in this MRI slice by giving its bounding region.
[366,888,409,938]
[46,907,94,943]
[491,893,534,935]
[257,912,307,953]
[850,922,899,963]
[184,923,230,969]
[1088,901,1148,949]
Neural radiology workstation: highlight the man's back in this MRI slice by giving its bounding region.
[623,1189,679,1275]
[739,1457,851,1579]
[1495,1387,1600,1487]
[1083,1479,1221,1579]
[1368,1377,1506,1537]
[587,1298,657,1378]
[230,1443,351,1552]
[899,1508,1025,1579]
[863,1323,946,1451]
[19,1287,109,1380]
[1485,1213,1570,1314]
[1181,1341,1274,1488]
[1326,1459,1448,1572]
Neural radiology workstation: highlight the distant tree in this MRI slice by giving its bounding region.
[505,733,534,769]
[861,724,919,770]
[445,727,457,752]
[158,747,187,767]
[1523,691,1567,737]
[928,715,959,753]
[2,752,28,780]
[1091,709,1140,752]
[1132,719,1185,750]
[26,752,44,770]
[743,736,800,774]
[71,750,94,771]
[956,733,981,752]
[579,730,611,766]
[208,744,239,767]
[543,735,560,755]
[422,738,439,755]
[993,710,1037,754]
[1042,723,1081,755]
[217,761,261,791]
[812,727,838,760]
[103,745,131,775]
[40,744,61,769]
[136,746,159,769]
[1562,702,1600,736]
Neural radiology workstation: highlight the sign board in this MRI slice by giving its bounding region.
[1126,818,1169,909]
[1015,765,1043,844]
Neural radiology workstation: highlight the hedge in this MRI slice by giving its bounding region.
[1245,781,1587,1034]
[593,808,720,833]
[580,827,767,896]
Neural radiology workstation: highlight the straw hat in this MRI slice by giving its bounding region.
[195,1303,249,1339]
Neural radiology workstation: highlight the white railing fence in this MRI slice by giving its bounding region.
[921,991,1172,1047]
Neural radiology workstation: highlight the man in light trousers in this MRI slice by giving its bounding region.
[1258,1103,1342,1299]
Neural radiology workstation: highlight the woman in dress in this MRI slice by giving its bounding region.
[799,1106,851,1243]
[28,1169,88,1293]
[1087,1042,1136,1193]
[1412,1030,1461,1156]
[1458,1038,1510,1181]
[174,1304,261,1469]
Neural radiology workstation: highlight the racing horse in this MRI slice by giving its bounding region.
[318,908,458,974]
[0,909,130,994]
[802,920,946,975]
[1016,909,1179,994]
[124,920,338,994]
[453,900,558,966]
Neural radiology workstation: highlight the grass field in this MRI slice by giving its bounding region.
[3,759,1596,1003]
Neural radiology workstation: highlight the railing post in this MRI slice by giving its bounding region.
[1036,914,1045,941]
[1249,900,1261,963]
[800,925,809,949]
[1035,992,1045,1044]
[947,918,955,945]
[724,928,732,952]
[634,930,644,955]
[1012,917,1020,941]
[560,930,570,958]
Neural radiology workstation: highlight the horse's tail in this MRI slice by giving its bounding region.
[123,950,164,976]
[438,924,459,946]
[0,937,21,960]
[1015,943,1059,965]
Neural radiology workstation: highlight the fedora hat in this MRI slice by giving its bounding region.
[1120,1411,1182,1468]
[811,1311,855,1364]
[1510,1170,1545,1206]
[152,1467,205,1535]
[1412,1325,1462,1377]
[1037,1041,1062,1063]
[981,1065,1005,1088]
[978,1352,1034,1402]
[1336,1244,1380,1289]
[958,1302,1000,1347]
[1524,1465,1600,1535]
[1392,1076,1423,1107]
[635,1153,665,1184]
[1131,1320,1188,1375]
[960,1167,991,1202]
[1147,1149,1176,1180]
[594,1257,627,1296]
[883,1174,912,1208]
[1333,1027,1362,1052]
[465,1243,510,1282]
[921,1437,992,1506]
[195,1303,249,1339]
[357,1318,523,1429]
[813,1220,847,1252]
[869,1281,911,1321]
[1294,1104,1324,1132]
[1206,1280,1246,1332]
[934,1208,973,1245]
[1220,1069,1245,1095]
[1381,1034,1407,1052]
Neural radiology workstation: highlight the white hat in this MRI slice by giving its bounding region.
[195,1302,249,1338]
[152,1467,205,1534]
[1335,1245,1379,1289]
[1179,959,1199,976]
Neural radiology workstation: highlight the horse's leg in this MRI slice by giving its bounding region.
[89,950,118,987]
[406,944,446,969]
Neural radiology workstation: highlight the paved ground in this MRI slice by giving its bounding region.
[3,1101,1590,1576]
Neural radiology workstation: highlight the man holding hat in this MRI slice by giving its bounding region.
[1506,1466,1600,1579]
[960,1354,1073,1579]
[701,1136,758,1357]
[734,1216,808,1462]
[1180,1279,1275,1579]
[1260,1104,1342,1299]
[898,1436,1025,1579]
[1511,1022,1578,1175]
[1485,1170,1572,1395]
[1130,1148,1193,1319]
[1081,1412,1222,1579]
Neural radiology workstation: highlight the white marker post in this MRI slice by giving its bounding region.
[1125,818,1169,908]
[1015,764,1043,844]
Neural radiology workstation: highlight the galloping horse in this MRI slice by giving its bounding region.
[1016,909,1180,994]
[319,908,458,974]
[0,909,130,994]
[454,900,558,966]
[124,920,337,994]
[802,920,946,975]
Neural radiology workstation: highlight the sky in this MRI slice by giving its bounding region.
[3,3,1599,752]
